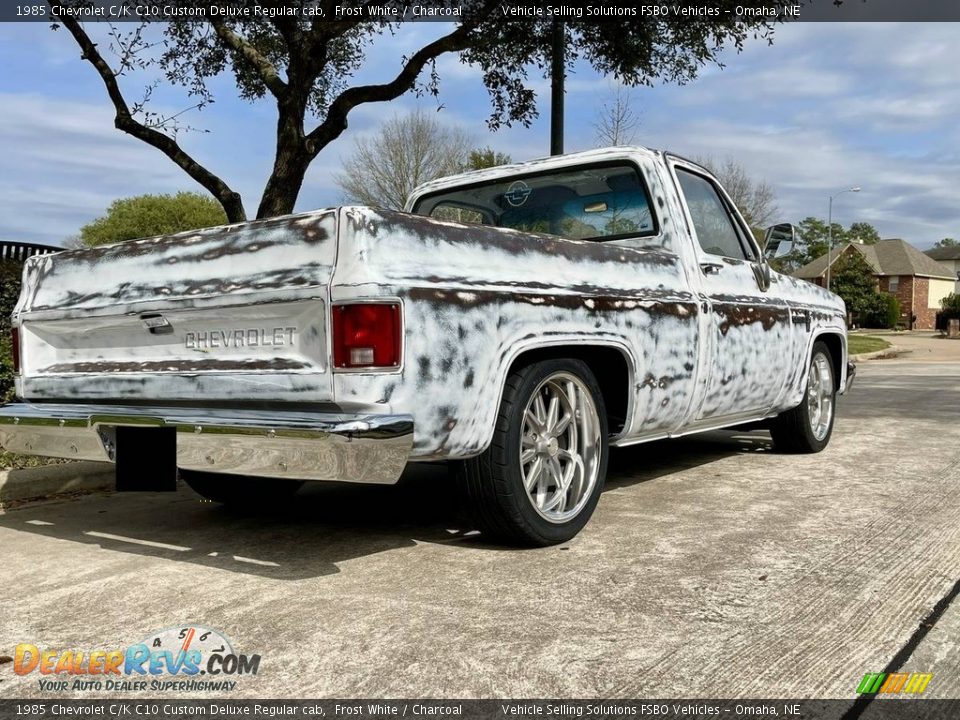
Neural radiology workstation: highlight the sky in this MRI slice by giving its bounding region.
[0,20,958,250]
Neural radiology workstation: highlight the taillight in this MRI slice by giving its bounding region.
[332,303,402,369]
[11,327,20,374]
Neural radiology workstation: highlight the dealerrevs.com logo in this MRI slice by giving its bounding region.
[14,625,260,693]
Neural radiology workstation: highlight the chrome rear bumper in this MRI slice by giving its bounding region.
[0,403,413,484]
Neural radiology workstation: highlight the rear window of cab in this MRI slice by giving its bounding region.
[412,163,658,242]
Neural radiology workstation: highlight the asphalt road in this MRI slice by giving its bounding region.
[1,356,959,700]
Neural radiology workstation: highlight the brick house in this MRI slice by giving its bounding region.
[793,238,956,330]
[924,244,960,295]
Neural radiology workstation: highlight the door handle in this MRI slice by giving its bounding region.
[700,261,724,275]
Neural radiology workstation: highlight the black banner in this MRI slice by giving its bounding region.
[3,0,960,23]
[0,699,956,720]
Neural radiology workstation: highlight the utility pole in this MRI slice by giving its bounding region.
[825,186,861,292]
[550,20,565,156]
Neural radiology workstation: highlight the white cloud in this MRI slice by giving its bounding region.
[0,93,196,243]
[614,23,960,247]
[3,22,959,250]
[641,116,960,246]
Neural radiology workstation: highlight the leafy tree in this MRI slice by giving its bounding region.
[334,110,472,210]
[829,249,879,323]
[777,217,882,273]
[934,238,959,248]
[695,155,777,230]
[79,192,228,247]
[941,292,960,321]
[847,221,880,245]
[467,147,512,171]
[775,216,834,272]
[796,216,841,259]
[48,0,797,222]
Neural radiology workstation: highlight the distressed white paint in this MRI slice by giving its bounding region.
[8,147,849,471]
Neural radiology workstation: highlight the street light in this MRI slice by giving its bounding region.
[826,186,861,292]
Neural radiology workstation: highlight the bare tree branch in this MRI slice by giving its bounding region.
[335,110,473,210]
[593,82,641,147]
[696,155,778,229]
[50,6,246,222]
[304,21,480,154]
[209,18,288,98]
[45,2,790,223]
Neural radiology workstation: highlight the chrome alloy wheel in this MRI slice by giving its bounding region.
[807,353,835,442]
[519,372,603,524]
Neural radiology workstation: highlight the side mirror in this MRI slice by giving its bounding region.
[763,222,798,259]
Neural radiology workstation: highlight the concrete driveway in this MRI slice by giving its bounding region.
[1,357,959,700]
[856,329,960,361]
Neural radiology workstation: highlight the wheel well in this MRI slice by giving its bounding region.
[816,333,844,384]
[507,345,631,435]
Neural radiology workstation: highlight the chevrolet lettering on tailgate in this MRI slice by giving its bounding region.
[184,327,298,350]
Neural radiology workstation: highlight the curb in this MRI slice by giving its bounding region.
[850,345,906,362]
[0,460,114,505]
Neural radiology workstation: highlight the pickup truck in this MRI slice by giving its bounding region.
[0,146,853,545]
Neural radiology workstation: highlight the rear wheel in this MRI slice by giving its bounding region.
[180,469,303,506]
[769,341,836,453]
[457,358,609,546]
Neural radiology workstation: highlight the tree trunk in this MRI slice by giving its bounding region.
[257,98,311,219]
[219,192,247,224]
[257,152,311,218]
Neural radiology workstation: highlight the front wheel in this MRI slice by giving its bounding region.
[457,358,609,546]
[180,469,303,506]
[769,341,836,453]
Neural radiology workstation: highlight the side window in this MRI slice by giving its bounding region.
[675,169,748,261]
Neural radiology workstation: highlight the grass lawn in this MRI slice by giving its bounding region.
[848,334,892,355]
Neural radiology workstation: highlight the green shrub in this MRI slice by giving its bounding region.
[80,192,227,246]
[0,262,23,401]
[941,293,960,320]
[882,293,900,328]
[861,292,899,329]
[0,334,14,403]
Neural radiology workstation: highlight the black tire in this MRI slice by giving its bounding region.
[456,358,609,546]
[769,340,837,453]
[180,469,303,506]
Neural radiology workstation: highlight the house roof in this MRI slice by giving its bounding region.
[794,243,875,278]
[925,245,960,261]
[794,238,955,280]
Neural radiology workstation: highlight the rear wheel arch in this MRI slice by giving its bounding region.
[501,342,634,439]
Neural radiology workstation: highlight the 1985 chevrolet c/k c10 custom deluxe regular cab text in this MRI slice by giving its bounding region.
[1,147,854,545]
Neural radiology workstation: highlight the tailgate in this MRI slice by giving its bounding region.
[15,210,338,403]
